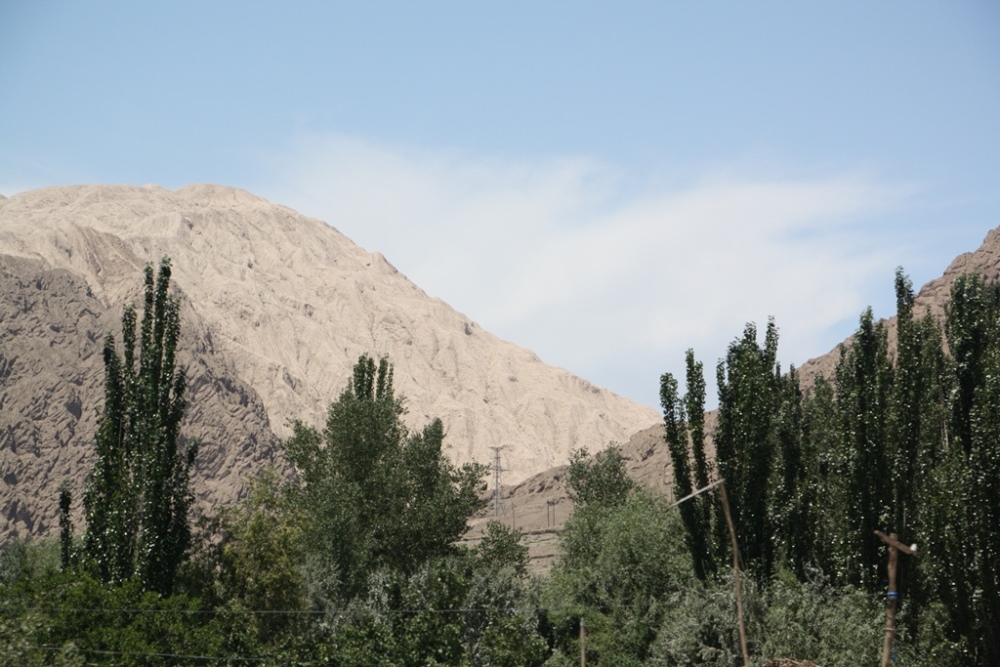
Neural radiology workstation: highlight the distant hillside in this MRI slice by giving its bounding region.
[0,184,660,540]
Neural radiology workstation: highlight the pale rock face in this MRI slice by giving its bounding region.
[0,184,660,539]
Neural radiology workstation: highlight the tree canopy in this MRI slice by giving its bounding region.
[82,257,196,596]
[661,269,1000,665]
[284,354,488,602]
[7,264,1000,666]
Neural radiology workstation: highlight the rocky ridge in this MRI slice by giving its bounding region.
[0,184,660,540]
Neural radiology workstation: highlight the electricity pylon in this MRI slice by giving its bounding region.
[489,446,507,517]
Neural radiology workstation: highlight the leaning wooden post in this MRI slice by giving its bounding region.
[875,530,918,667]
[720,480,751,667]
[673,478,750,667]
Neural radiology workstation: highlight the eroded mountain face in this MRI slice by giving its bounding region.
[0,184,659,540]
[0,255,282,539]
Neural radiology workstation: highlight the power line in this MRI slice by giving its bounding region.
[3,604,543,617]
[23,644,285,664]
[3,599,704,617]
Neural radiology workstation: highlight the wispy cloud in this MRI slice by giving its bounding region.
[260,134,914,409]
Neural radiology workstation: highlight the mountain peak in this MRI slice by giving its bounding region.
[0,184,659,539]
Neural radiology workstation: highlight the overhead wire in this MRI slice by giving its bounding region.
[22,644,286,664]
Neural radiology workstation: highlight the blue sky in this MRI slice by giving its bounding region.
[2,1,999,410]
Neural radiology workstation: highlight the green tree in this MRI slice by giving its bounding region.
[660,351,715,580]
[714,319,783,579]
[546,489,696,665]
[833,307,893,589]
[961,334,1000,665]
[684,349,711,498]
[466,529,545,667]
[794,375,841,579]
[192,467,309,657]
[550,448,675,664]
[769,365,807,571]
[651,569,887,667]
[889,269,950,530]
[83,258,196,596]
[945,273,999,456]
[326,550,546,667]
[684,350,717,578]
[565,444,634,509]
[925,272,1000,665]
[476,520,529,577]
[885,269,949,616]
[285,354,487,602]
[646,575,740,667]
[890,269,924,536]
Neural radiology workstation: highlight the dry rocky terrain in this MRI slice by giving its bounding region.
[0,184,660,540]
[2,184,997,562]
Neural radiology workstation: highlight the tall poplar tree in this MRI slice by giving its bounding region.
[832,307,893,589]
[890,269,923,537]
[770,365,810,576]
[886,270,949,610]
[660,349,714,579]
[929,272,1000,664]
[798,375,841,579]
[684,350,713,567]
[714,319,782,579]
[83,258,195,596]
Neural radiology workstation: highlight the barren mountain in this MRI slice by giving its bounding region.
[0,184,660,540]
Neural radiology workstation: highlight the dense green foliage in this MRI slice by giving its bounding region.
[660,350,714,580]
[82,258,196,596]
[0,567,223,667]
[566,444,634,509]
[284,354,488,602]
[548,450,907,667]
[662,269,1000,665]
[546,488,697,665]
[4,264,998,665]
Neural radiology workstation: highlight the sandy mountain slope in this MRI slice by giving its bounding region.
[0,184,660,540]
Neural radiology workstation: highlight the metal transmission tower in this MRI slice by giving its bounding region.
[489,446,508,517]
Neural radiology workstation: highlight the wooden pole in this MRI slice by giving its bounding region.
[674,478,750,667]
[875,531,918,667]
[579,616,586,667]
[881,539,899,667]
[720,481,751,667]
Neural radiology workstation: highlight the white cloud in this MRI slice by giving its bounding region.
[259,134,914,409]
